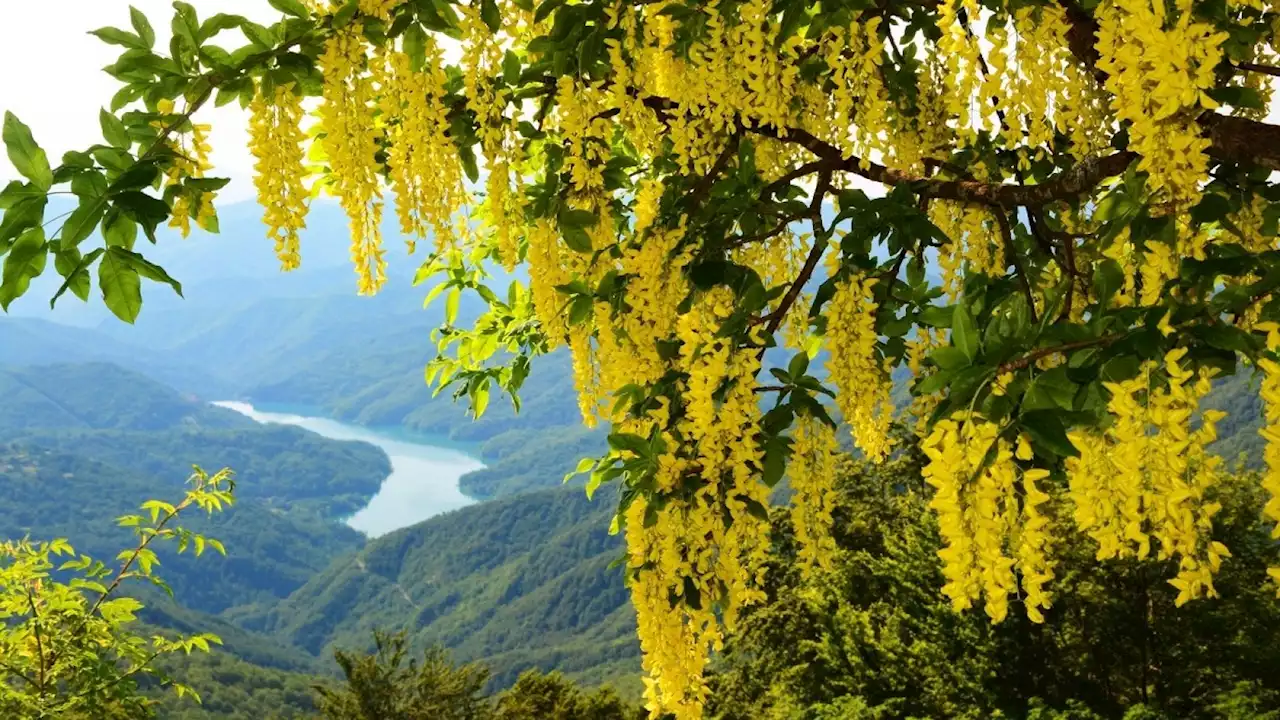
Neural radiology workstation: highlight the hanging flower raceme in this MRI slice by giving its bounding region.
[379,43,468,254]
[825,271,895,462]
[922,413,1058,623]
[789,415,841,576]
[248,82,309,271]
[153,99,215,239]
[1095,0,1227,209]
[1067,349,1230,606]
[318,22,386,295]
[461,3,517,269]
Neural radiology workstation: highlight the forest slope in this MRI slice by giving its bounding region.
[246,486,639,692]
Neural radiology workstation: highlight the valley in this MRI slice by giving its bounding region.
[0,208,637,715]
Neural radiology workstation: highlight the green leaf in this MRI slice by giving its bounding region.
[0,196,46,248]
[952,303,979,361]
[761,435,789,488]
[445,286,460,324]
[60,197,107,249]
[918,305,953,328]
[102,209,138,249]
[0,227,48,309]
[1092,259,1123,311]
[3,112,53,191]
[503,50,522,85]
[569,294,593,325]
[1023,367,1077,411]
[98,248,143,323]
[563,456,596,484]
[89,26,148,50]
[481,0,501,31]
[562,225,593,253]
[608,432,649,456]
[0,181,43,210]
[560,208,598,229]
[331,0,358,27]
[130,6,156,47]
[404,24,427,72]
[99,109,131,149]
[1100,355,1140,383]
[1021,411,1078,458]
[931,346,970,371]
[240,20,277,49]
[51,247,100,306]
[471,378,490,417]
[116,248,183,296]
[787,351,810,379]
[268,0,311,17]
[199,13,246,42]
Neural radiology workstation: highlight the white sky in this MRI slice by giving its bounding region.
[0,0,275,202]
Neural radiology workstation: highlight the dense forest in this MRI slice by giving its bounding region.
[708,446,1280,719]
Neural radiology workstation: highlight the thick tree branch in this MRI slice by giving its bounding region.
[1235,61,1280,78]
[751,122,1140,207]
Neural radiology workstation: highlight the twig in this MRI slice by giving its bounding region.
[1235,61,1280,78]
[996,211,1038,324]
[686,133,740,216]
[28,589,46,696]
[763,171,833,337]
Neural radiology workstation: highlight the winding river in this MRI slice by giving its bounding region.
[213,401,484,537]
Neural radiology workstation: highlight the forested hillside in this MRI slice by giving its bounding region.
[0,363,389,613]
[247,486,639,692]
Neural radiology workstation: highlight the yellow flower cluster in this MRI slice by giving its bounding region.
[461,4,517,268]
[155,99,215,239]
[379,44,467,254]
[922,413,1055,623]
[935,0,985,145]
[824,272,894,462]
[617,289,771,720]
[822,17,889,163]
[906,328,947,435]
[248,83,309,271]
[318,23,385,295]
[930,201,1001,297]
[789,416,841,576]
[601,222,692,393]
[1096,0,1227,209]
[1254,323,1280,594]
[1067,349,1230,606]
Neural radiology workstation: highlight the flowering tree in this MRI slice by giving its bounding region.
[2,1,1280,717]
[0,468,235,718]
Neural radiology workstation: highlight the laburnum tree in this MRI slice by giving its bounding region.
[3,0,1280,717]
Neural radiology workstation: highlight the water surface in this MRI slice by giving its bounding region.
[213,401,484,537]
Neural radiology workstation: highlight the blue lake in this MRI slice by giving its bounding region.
[213,401,484,537]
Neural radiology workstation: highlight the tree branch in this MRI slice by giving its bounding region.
[1235,61,1280,78]
[763,172,832,337]
[996,211,1039,324]
[28,588,46,696]
[750,121,1140,207]
[686,133,740,216]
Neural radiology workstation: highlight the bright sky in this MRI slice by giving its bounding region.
[0,1,274,202]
